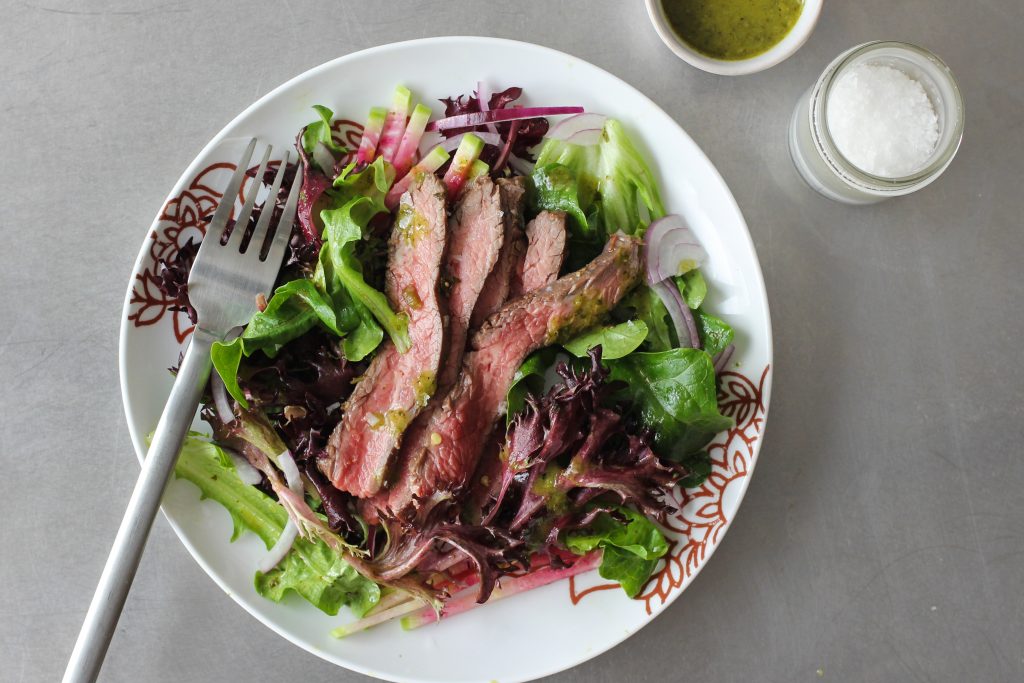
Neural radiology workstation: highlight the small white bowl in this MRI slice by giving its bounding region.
[645,0,823,76]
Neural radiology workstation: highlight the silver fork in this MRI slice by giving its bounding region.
[64,138,300,683]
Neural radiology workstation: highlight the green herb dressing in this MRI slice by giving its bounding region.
[662,0,803,61]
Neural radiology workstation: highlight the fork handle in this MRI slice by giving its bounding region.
[64,327,217,683]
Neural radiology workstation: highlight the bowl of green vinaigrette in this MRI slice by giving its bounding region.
[645,0,823,75]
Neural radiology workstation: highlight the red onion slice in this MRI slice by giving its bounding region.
[714,344,736,374]
[563,128,604,146]
[546,113,607,144]
[210,372,235,426]
[426,106,584,132]
[644,214,708,283]
[476,80,499,134]
[652,279,701,349]
[259,520,298,573]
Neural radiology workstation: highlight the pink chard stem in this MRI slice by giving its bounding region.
[442,133,485,199]
[401,551,602,630]
[377,85,412,164]
[356,107,387,165]
[393,102,433,177]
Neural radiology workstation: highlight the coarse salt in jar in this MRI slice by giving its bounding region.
[789,41,964,204]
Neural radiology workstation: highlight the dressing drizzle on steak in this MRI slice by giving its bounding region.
[369,176,506,518]
[321,173,447,497]
[389,233,643,510]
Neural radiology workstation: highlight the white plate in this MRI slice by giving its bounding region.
[119,37,773,683]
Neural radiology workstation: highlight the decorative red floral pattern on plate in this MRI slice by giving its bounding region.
[129,120,364,344]
[128,162,232,343]
[569,364,770,614]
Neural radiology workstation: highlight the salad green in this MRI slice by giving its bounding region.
[607,348,732,460]
[563,320,649,360]
[566,508,669,598]
[155,84,741,633]
[173,436,379,616]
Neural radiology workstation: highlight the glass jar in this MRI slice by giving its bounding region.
[789,41,964,204]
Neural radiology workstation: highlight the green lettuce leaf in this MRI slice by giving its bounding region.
[255,534,379,618]
[332,156,392,205]
[209,156,401,395]
[566,507,669,598]
[595,119,666,236]
[529,163,589,235]
[563,320,648,360]
[340,297,386,362]
[173,436,379,617]
[174,435,283,545]
[302,104,345,155]
[210,279,353,405]
[317,158,408,356]
[606,348,733,459]
[319,198,407,355]
[533,137,600,210]
[532,118,665,239]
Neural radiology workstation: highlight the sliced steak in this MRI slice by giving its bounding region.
[321,173,447,497]
[511,210,567,297]
[437,175,506,390]
[368,176,505,517]
[469,177,526,327]
[462,210,566,517]
[390,233,643,510]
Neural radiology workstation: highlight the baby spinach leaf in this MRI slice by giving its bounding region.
[697,311,734,358]
[566,507,669,598]
[679,450,713,489]
[679,270,707,309]
[599,545,659,598]
[563,320,648,360]
[606,348,732,459]
[617,285,675,352]
[566,508,668,559]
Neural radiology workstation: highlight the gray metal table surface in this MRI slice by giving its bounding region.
[2,1,1022,681]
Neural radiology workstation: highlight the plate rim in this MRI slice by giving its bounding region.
[118,35,774,683]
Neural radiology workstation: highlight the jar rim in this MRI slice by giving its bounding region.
[810,41,965,192]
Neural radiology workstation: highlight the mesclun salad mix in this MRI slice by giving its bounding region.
[156,84,736,634]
